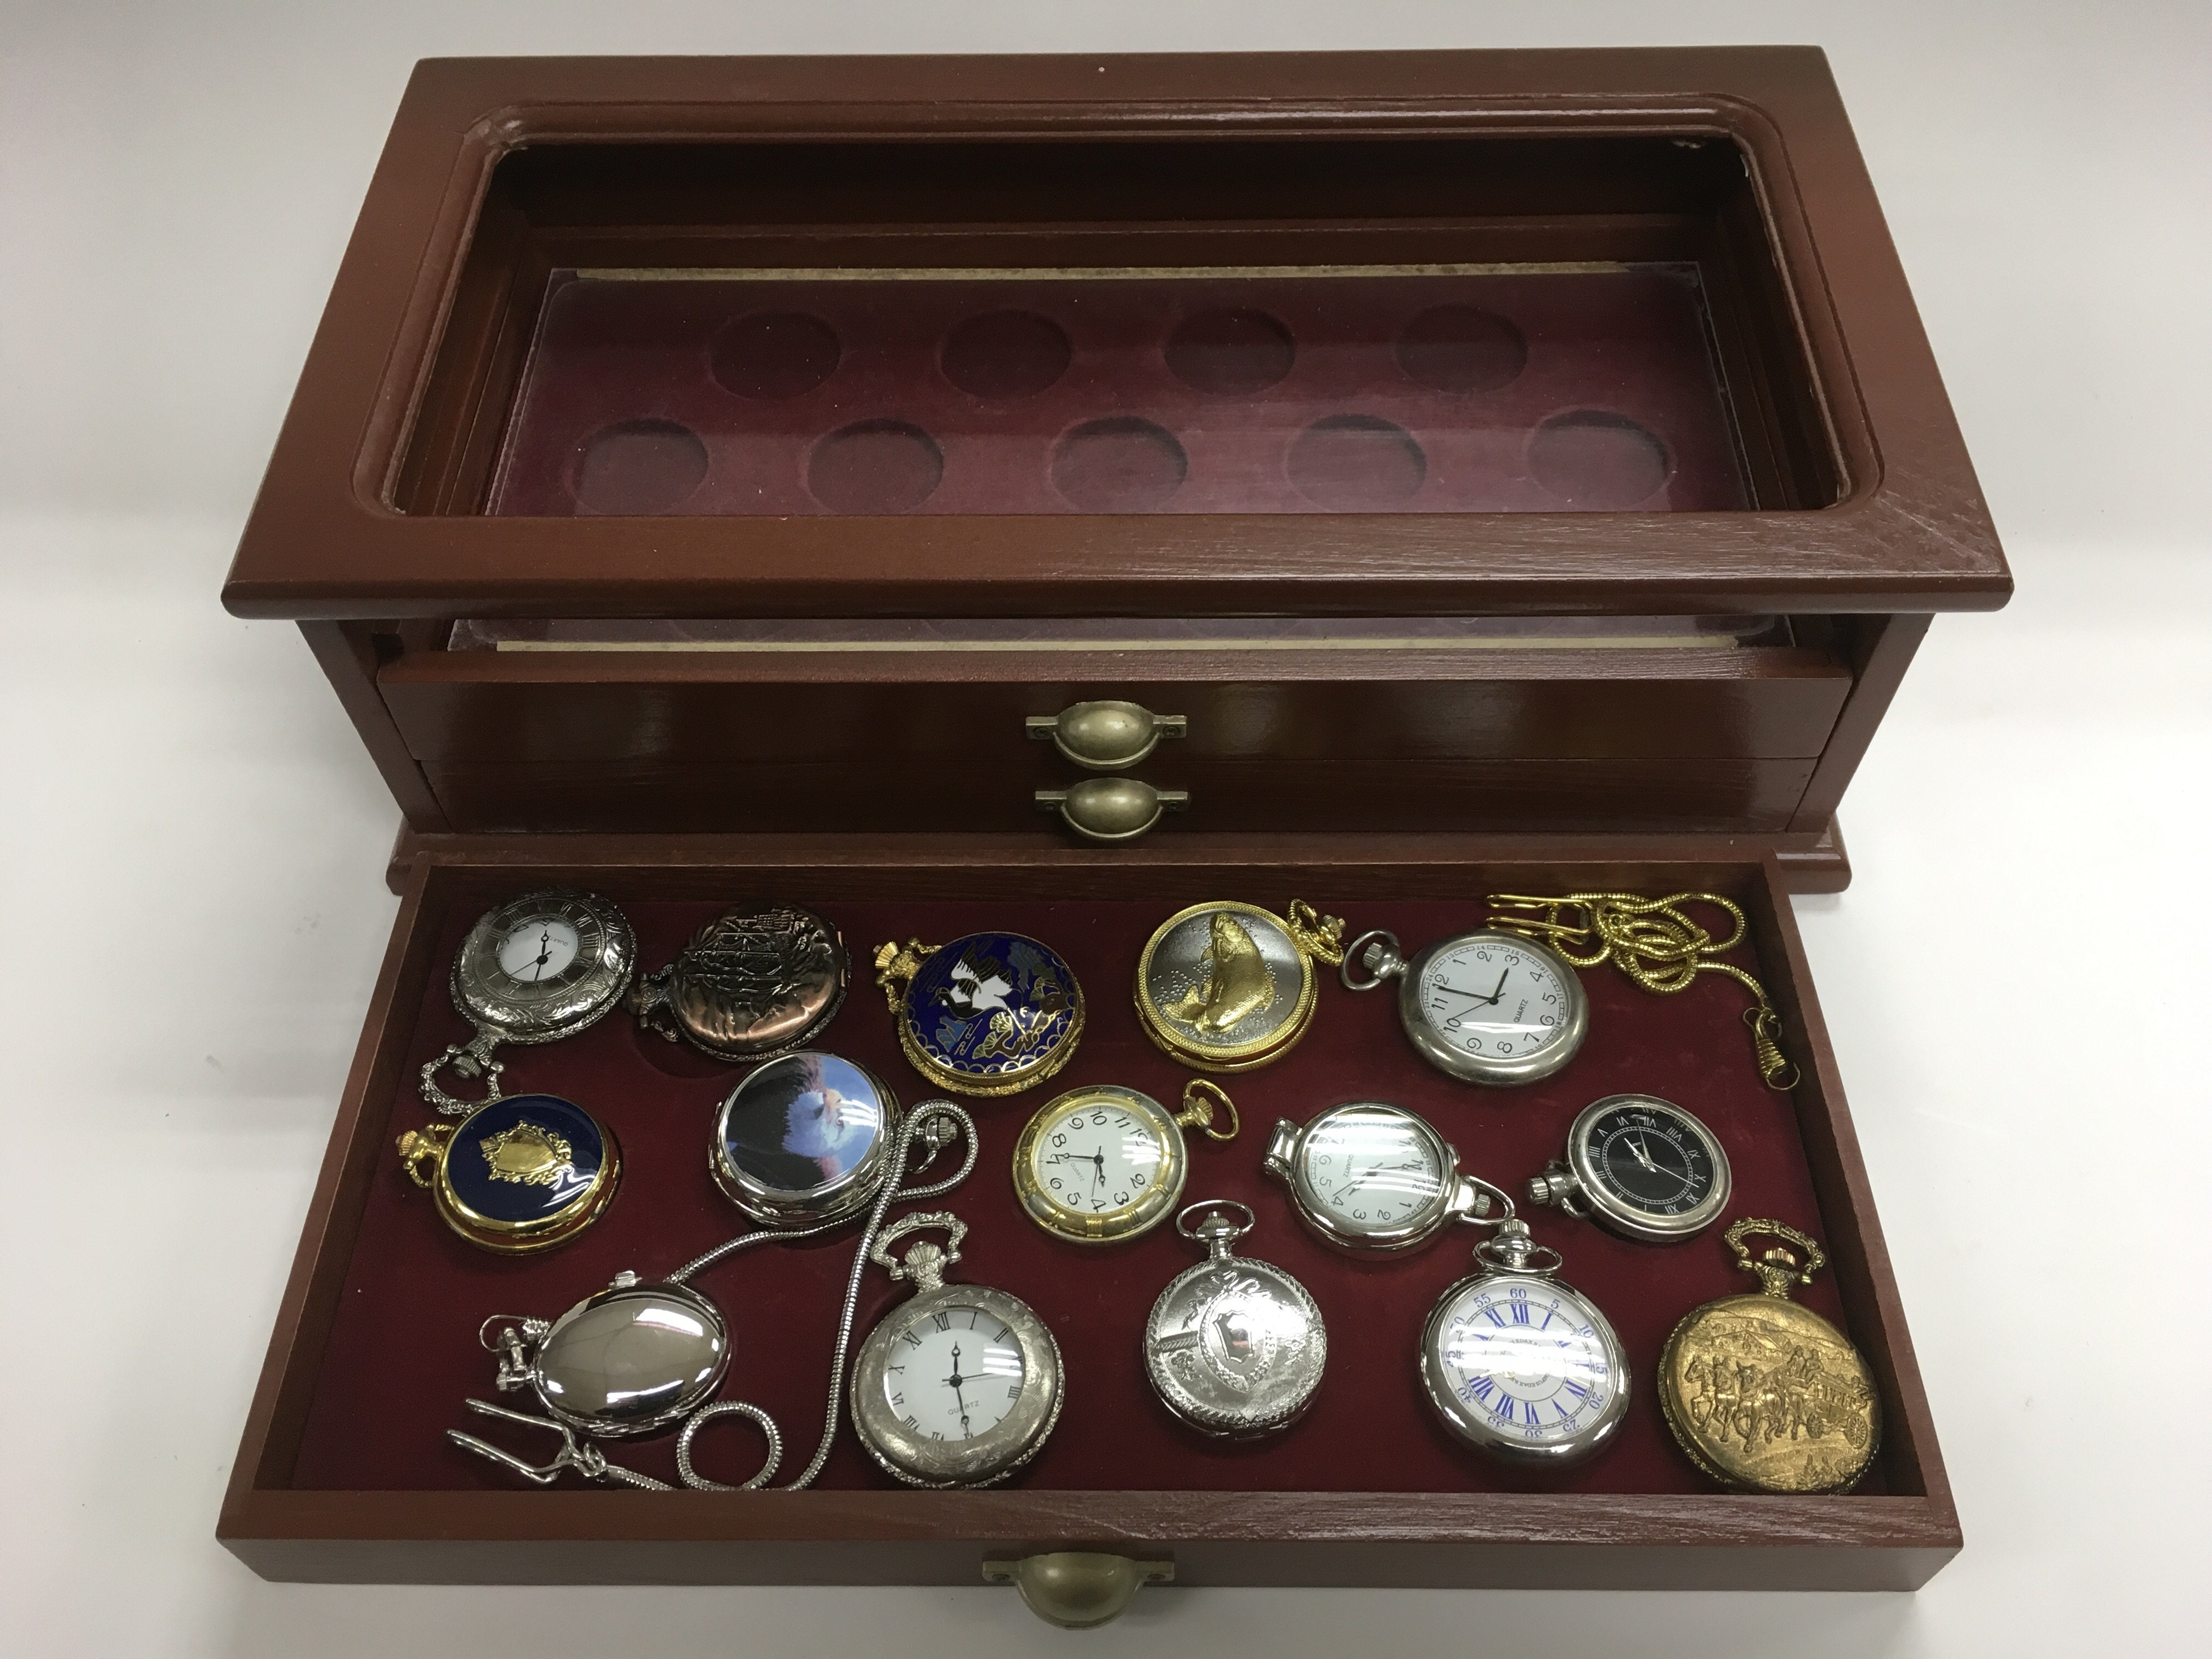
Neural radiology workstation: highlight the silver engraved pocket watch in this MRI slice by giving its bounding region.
[1144,1201,1327,1438]
[1527,1093,1732,1243]
[850,1212,1063,1487]
[1264,1102,1511,1254]
[1420,1217,1629,1468]
[422,890,637,1112]
[1342,926,1588,1085]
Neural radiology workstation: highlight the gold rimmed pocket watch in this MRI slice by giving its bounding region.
[1134,900,1346,1073]
[1012,1079,1237,1244]
[872,931,1085,1097]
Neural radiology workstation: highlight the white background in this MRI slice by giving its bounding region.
[3,3,2205,1654]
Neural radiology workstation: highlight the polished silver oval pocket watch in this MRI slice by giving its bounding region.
[710,1051,902,1228]
[629,903,848,1062]
[851,1212,1063,1487]
[1263,1102,1511,1255]
[1342,926,1587,1085]
[1527,1094,1731,1243]
[1144,1200,1327,1438]
[422,889,637,1113]
[1420,1217,1629,1468]
[482,1273,731,1440]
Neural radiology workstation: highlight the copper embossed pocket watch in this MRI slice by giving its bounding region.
[421,890,637,1111]
[873,932,1085,1096]
[628,903,848,1061]
[398,1093,621,1254]
[1340,924,1588,1085]
[1012,1079,1237,1244]
[850,1212,1064,1487]
[1143,1200,1327,1438]
[1657,1219,1881,1493]
[1134,901,1346,1072]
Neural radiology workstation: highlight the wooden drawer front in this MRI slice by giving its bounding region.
[222,834,1954,1593]
[379,648,1849,834]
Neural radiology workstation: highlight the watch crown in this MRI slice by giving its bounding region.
[1527,1166,1578,1208]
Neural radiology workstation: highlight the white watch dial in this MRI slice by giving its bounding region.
[1301,1107,1445,1229]
[1417,940,1571,1061]
[1433,1277,1616,1447]
[1029,1098,1165,1217]
[498,917,580,983]
[883,1306,1026,1443]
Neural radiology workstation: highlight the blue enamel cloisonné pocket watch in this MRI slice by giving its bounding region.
[872,932,1085,1097]
[398,1093,620,1254]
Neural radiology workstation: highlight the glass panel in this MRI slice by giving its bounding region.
[447,616,1792,653]
[486,265,1750,518]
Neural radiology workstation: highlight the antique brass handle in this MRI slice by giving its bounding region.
[1036,777,1189,843]
[1025,700,1187,771]
[981,1552,1174,1628]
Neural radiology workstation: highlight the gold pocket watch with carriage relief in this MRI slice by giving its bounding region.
[1341,925,1588,1085]
[1657,1219,1881,1493]
[1135,901,1347,1073]
[421,890,637,1112]
[1012,1080,1238,1244]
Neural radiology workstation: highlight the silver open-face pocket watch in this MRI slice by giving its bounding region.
[850,1212,1064,1487]
[1526,1094,1732,1243]
[421,890,637,1113]
[1144,1200,1327,1438]
[1341,926,1588,1085]
[628,903,848,1062]
[1420,1216,1629,1469]
[1265,1102,1513,1254]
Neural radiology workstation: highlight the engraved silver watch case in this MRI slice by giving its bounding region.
[1341,926,1588,1085]
[1144,1200,1327,1438]
[1527,1093,1732,1243]
[850,1212,1064,1488]
[1264,1102,1510,1254]
[481,1272,731,1439]
[1419,1218,1629,1469]
[629,902,849,1061]
[422,890,637,1113]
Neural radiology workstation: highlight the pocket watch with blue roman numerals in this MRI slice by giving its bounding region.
[1420,1217,1629,1467]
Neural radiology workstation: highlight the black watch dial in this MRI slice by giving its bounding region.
[1584,1102,1716,1216]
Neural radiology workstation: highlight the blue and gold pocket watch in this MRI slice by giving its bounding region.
[398,1093,620,1253]
[872,932,1084,1097]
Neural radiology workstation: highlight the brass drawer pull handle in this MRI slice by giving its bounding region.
[982,1551,1174,1627]
[1026,700,1187,771]
[1036,778,1189,843]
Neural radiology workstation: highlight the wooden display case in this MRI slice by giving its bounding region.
[218,48,2006,1607]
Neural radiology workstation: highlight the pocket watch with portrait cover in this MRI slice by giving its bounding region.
[1144,1201,1327,1438]
[1420,1217,1629,1468]
[1657,1219,1881,1493]
[1012,1079,1237,1244]
[1341,925,1588,1085]
[1134,901,1346,1073]
[1264,1102,1511,1255]
[710,1051,901,1228]
[398,1093,620,1254]
[628,903,848,1062]
[1527,1094,1731,1243]
[421,890,637,1113]
[850,1212,1064,1487]
[873,932,1084,1096]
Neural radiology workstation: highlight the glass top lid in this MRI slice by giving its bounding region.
[486,264,1752,520]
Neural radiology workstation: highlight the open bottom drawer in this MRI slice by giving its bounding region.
[221,833,1955,1593]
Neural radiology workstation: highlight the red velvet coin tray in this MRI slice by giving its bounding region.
[224,837,1955,1589]
[487,267,1748,519]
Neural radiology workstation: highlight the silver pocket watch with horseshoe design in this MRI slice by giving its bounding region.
[1341,926,1588,1085]
[421,890,637,1113]
[1143,1200,1327,1438]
